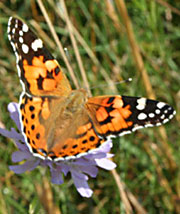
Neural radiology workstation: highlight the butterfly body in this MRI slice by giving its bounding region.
[8,17,176,161]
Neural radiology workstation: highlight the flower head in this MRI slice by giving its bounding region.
[0,102,116,197]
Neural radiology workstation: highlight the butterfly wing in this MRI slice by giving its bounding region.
[19,93,175,161]
[49,95,176,160]
[8,17,176,161]
[8,17,71,96]
[19,92,104,161]
[86,96,176,139]
[50,106,105,161]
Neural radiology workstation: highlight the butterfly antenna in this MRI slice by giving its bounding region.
[64,47,82,87]
[89,78,132,90]
[64,47,70,60]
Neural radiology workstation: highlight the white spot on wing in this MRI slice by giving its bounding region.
[22,23,29,32]
[132,125,143,132]
[138,112,147,120]
[19,37,23,43]
[8,34,11,41]
[15,51,19,63]
[169,114,174,120]
[149,113,155,118]
[10,41,16,51]
[12,28,15,34]
[106,135,116,140]
[20,80,26,92]
[157,102,166,109]
[162,118,169,124]
[22,44,29,54]
[8,17,13,27]
[155,109,161,114]
[19,30,23,36]
[136,97,147,110]
[54,157,65,161]
[65,156,76,160]
[144,123,154,128]
[160,114,165,119]
[119,130,131,136]
[17,65,22,77]
[31,39,43,51]
[7,26,10,33]
[76,152,88,159]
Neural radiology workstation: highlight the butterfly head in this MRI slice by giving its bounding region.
[68,89,88,109]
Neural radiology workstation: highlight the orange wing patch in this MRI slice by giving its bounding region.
[49,123,104,160]
[23,56,71,96]
[8,17,72,97]
[87,96,133,137]
[19,93,48,157]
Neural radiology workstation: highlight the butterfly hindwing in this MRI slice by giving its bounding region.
[19,92,104,161]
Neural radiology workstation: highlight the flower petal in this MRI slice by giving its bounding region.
[71,170,93,198]
[50,167,64,184]
[78,165,98,178]
[0,127,22,140]
[71,158,96,166]
[95,158,116,170]
[56,162,70,176]
[8,102,21,130]
[11,150,33,162]
[84,152,107,160]
[71,169,88,180]
[14,140,29,151]
[9,159,40,174]
[98,140,113,152]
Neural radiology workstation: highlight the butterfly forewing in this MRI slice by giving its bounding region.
[8,17,71,97]
[86,96,176,139]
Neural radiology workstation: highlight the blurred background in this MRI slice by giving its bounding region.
[0,0,179,213]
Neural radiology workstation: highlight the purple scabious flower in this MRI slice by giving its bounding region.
[0,102,116,197]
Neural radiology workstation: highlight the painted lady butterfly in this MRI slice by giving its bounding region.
[7,17,176,161]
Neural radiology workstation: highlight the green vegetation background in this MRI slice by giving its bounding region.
[0,0,179,213]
